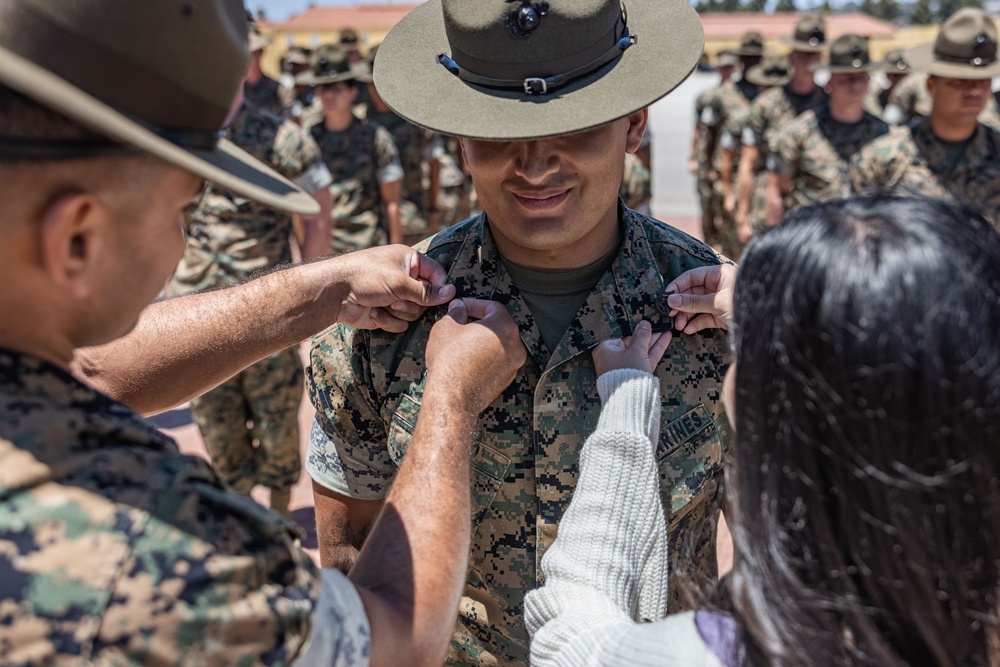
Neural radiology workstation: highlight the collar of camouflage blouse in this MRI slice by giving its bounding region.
[0,0,318,215]
[371,0,704,141]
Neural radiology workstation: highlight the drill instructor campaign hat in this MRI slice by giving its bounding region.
[880,49,910,74]
[373,0,705,141]
[781,13,827,54]
[730,31,765,57]
[905,7,1000,79]
[811,34,875,73]
[296,44,368,87]
[0,0,318,215]
[745,54,793,87]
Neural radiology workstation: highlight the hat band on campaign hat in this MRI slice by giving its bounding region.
[436,6,634,95]
[935,49,997,68]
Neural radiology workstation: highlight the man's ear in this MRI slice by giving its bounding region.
[625,108,648,153]
[926,75,936,98]
[37,192,113,301]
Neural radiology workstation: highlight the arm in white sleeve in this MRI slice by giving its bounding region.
[525,369,672,666]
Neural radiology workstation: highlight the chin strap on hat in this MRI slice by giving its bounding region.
[437,6,636,95]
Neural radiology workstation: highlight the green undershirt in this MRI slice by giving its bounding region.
[502,239,621,355]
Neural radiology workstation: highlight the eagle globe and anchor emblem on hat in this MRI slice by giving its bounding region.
[371,0,705,141]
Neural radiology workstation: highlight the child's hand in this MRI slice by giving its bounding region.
[593,320,672,377]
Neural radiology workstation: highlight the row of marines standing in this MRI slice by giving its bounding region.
[694,8,1000,261]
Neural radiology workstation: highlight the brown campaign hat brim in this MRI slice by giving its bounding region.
[810,61,877,74]
[745,68,791,87]
[373,0,704,141]
[0,44,318,215]
[779,36,826,54]
[904,42,1000,79]
[296,69,360,87]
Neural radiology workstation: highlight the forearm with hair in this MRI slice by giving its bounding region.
[720,150,734,199]
[349,385,477,667]
[74,261,350,415]
[736,147,757,218]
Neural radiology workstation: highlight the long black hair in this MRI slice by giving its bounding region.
[728,197,1000,666]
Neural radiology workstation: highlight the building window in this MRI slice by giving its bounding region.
[310,33,321,47]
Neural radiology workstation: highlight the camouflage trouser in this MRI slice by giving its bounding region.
[698,175,721,249]
[715,180,744,261]
[748,170,769,233]
[191,346,304,494]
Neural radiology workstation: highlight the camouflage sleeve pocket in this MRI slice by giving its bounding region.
[386,394,510,527]
[656,405,723,522]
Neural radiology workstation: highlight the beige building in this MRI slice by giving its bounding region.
[259,4,993,77]
[259,3,419,76]
[701,12,897,62]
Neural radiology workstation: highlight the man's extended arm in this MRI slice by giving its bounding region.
[735,145,758,239]
[349,298,526,667]
[74,246,455,416]
[765,171,788,228]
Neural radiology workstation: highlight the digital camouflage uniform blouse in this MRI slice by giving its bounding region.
[308,117,404,254]
[169,103,331,296]
[306,203,732,667]
[850,119,1000,227]
[771,103,889,212]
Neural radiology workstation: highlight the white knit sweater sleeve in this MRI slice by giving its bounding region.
[524,369,723,667]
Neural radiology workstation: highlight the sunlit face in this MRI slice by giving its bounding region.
[826,72,870,109]
[789,49,821,73]
[317,80,358,115]
[459,111,646,266]
[928,75,991,122]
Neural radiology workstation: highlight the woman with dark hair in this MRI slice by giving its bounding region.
[525,197,1000,666]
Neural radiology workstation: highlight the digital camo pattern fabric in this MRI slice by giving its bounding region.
[369,109,434,239]
[744,85,826,230]
[166,103,322,497]
[772,104,888,212]
[308,117,402,254]
[745,85,827,161]
[189,346,304,493]
[694,88,720,248]
[306,203,732,667]
[169,102,325,295]
[885,73,932,124]
[245,75,287,117]
[850,119,1000,227]
[0,348,320,665]
[619,152,651,212]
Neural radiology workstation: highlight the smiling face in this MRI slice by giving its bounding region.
[459,110,646,269]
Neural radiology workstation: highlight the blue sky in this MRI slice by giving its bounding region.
[250,0,411,22]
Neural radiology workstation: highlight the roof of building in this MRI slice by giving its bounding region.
[700,12,896,41]
[279,3,421,31]
[275,5,895,41]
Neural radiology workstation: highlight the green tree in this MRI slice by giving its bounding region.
[939,0,983,19]
[745,0,767,11]
[774,0,798,11]
[871,0,901,19]
[720,0,742,12]
[697,0,722,11]
[859,0,878,15]
[910,0,934,23]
